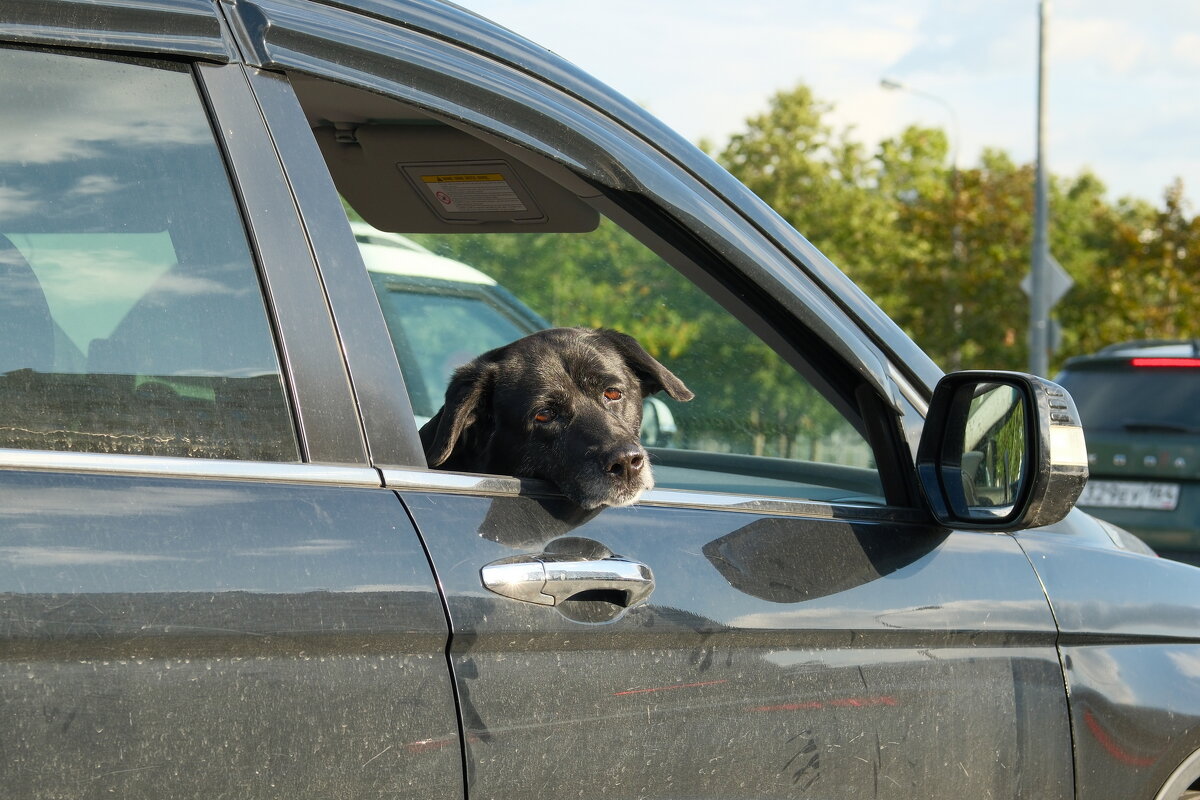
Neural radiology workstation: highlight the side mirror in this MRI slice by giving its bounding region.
[916,371,1088,531]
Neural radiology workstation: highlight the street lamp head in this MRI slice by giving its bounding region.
[880,78,905,91]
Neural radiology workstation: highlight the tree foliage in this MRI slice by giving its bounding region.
[718,83,1198,372]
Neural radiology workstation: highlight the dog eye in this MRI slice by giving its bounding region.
[533,408,556,423]
[603,388,623,401]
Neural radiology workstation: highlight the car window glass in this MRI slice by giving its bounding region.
[0,49,298,461]
[352,216,881,504]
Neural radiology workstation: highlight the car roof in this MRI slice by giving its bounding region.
[1060,340,1200,374]
[1096,339,1200,357]
[350,221,497,286]
[1060,339,1200,370]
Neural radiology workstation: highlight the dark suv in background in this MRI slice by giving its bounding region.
[1058,340,1200,564]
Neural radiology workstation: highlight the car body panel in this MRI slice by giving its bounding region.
[399,480,1073,799]
[0,466,461,799]
[1018,527,1200,798]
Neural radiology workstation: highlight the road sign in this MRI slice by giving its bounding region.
[1021,254,1073,309]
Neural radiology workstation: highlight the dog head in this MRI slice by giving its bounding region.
[420,327,693,509]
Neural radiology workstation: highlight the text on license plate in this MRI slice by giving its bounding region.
[1077,480,1180,511]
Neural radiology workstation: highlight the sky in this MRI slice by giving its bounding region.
[456,0,1200,208]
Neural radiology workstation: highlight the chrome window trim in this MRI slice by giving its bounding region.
[0,449,381,487]
[381,468,926,524]
[889,362,931,416]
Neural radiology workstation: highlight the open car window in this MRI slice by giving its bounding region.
[293,75,887,506]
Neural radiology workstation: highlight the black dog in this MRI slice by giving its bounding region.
[420,328,693,509]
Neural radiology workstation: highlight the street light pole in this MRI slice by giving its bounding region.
[1029,0,1051,376]
[879,78,960,177]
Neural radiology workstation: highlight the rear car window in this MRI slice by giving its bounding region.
[1057,366,1200,433]
[0,49,298,461]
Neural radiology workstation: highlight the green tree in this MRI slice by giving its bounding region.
[1057,179,1199,358]
[718,85,897,279]
[716,81,1200,373]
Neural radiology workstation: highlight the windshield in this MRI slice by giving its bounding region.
[1057,367,1200,433]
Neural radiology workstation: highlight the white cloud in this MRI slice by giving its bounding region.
[0,546,181,567]
[0,186,41,222]
[1054,17,1148,75]
[0,50,212,166]
[1171,32,1200,69]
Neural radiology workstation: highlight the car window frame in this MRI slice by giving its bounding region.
[238,3,924,511]
[194,60,371,465]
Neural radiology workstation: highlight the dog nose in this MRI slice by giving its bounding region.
[605,447,645,479]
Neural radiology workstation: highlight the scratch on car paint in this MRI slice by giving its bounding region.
[402,735,457,754]
[91,765,160,781]
[1083,709,1158,767]
[361,744,393,767]
[612,679,727,696]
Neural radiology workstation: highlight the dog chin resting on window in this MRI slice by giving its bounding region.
[420,327,693,509]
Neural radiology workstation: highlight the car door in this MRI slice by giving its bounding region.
[232,2,1077,798]
[0,11,461,799]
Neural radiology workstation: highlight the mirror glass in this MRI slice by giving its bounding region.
[955,383,1028,519]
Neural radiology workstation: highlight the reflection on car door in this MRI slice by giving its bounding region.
[398,483,1073,798]
[0,468,461,798]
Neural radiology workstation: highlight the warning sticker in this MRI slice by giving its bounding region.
[419,173,528,214]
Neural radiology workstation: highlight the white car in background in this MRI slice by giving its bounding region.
[353,221,678,443]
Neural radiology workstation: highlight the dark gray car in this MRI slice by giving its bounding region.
[1,3,1199,800]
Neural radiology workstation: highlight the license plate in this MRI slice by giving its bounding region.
[1078,480,1180,511]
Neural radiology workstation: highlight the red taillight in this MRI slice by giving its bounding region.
[1131,357,1200,368]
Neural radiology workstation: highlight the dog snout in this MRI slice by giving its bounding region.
[605,446,646,480]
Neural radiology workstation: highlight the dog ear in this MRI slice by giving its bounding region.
[594,328,694,402]
[420,358,497,467]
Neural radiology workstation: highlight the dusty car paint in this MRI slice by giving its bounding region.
[401,487,1073,798]
[1,2,1200,800]
[0,467,461,798]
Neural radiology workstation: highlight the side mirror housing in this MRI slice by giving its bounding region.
[916,371,1088,531]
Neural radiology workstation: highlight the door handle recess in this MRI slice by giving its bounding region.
[481,553,654,607]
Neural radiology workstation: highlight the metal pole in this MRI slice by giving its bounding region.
[1029,0,1050,376]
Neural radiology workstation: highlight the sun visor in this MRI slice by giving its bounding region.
[315,124,599,233]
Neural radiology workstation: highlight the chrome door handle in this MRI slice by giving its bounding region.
[481,553,654,607]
